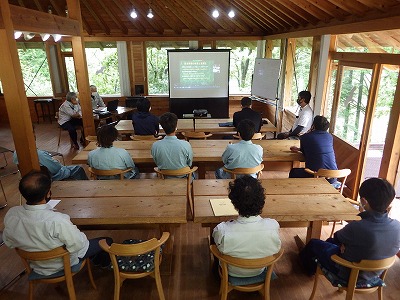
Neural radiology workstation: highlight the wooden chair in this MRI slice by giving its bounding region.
[181,131,212,140]
[309,254,397,300]
[222,163,264,179]
[210,245,284,300]
[130,135,163,141]
[88,167,133,180]
[85,135,98,142]
[305,168,352,236]
[55,112,83,150]
[233,132,266,140]
[99,232,170,300]
[154,166,198,219]
[15,246,96,300]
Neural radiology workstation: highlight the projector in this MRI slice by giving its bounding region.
[193,109,208,117]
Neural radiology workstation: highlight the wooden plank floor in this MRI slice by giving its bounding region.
[0,123,399,299]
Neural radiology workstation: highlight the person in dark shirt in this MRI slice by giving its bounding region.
[233,97,262,132]
[131,98,159,136]
[289,115,338,183]
[299,178,400,285]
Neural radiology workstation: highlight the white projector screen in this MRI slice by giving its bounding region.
[168,50,230,98]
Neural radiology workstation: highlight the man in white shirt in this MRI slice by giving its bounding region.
[90,85,106,109]
[2,170,111,276]
[212,176,281,281]
[277,91,313,139]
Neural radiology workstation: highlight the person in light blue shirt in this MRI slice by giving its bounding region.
[215,119,263,179]
[13,150,88,181]
[151,112,193,170]
[88,125,139,179]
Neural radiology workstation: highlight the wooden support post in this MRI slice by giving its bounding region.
[0,0,39,175]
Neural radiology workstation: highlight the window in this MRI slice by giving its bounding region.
[270,39,281,59]
[85,43,120,95]
[217,41,257,94]
[290,37,313,107]
[146,41,189,95]
[17,44,53,96]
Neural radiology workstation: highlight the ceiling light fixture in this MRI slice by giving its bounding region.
[24,33,35,41]
[53,34,62,42]
[130,9,138,19]
[14,31,22,39]
[41,33,50,41]
[147,8,154,19]
[228,9,235,18]
[212,9,219,18]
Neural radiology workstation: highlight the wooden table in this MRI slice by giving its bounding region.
[115,118,277,135]
[193,178,360,243]
[72,140,304,177]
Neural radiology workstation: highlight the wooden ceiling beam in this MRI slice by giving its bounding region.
[287,0,332,23]
[354,0,397,12]
[279,0,320,26]
[4,4,80,35]
[232,0,276,33]
[81,0,110,35]
[261,1,298,28]
[32,0,43,11]
[216,0,254,33]
[127,0,164,35]
[111,0,145,35]
[49,0,66,16]
[326,0,368,16]
[97,0,128,35]
[267,0,308,27]
[240,0,285,30]
[306,0,347,20]
[151,0,190,35]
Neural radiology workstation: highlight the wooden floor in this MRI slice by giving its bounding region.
[0,123,399,300]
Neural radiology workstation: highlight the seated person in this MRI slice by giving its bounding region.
[213,176,281,281]
[215,119,263,179]
[289,115,338,184]
[233,97,262,132]
[58,91,84,149]
[277,91,313,140]
[151,112,193,172]
[3,170,112,275]
[13,149,88,181]
[88,124,139,179]
[299,178,400,286]
[132,97,159,136]
[90,85,106,109]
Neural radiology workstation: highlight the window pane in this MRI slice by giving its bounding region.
[325,65,337,119]
[17,48,53,96]
[333,67,372,148]
[146,41,189,95]
[217,41,257,94]
[364,66,399,179]
[290,37,313,107]
[64,57,77,92]
[85,47,120,95]
[271,39,281,59]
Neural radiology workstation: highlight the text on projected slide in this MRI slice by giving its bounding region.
[178,60,221,89]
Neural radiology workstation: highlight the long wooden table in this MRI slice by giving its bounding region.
[193,178,360,243]
[72,140,304,178]
[115,118,277,135]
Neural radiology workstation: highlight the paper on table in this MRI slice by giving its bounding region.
[48,199,61,209]
[210,198,238,216]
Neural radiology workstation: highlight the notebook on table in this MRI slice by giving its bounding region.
[210,198,238,216]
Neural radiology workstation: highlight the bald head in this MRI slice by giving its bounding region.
[19,170,51,205]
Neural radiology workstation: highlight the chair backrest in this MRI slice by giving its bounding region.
[233,133,266,140]
[88,167,132,180]
[210,245,283,298]
[330,254,396,296]
[315,168,351,194]
[154,166,198,219]
[130,135,162,141]
[182,131,212,140]
[223,164,264,179]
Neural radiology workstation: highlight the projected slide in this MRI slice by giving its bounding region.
[168,50,229,98]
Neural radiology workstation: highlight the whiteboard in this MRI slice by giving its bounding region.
[251,58,282,100]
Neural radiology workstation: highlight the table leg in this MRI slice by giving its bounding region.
[306,221,323,243]
[197,163,206,179]
[34,102,40,123]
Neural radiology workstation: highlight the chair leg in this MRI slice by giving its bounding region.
[28,282,34,300]
[378,286,383,300]
[309,265,322,299]
[86,258,97,290]
[329,221,337,238]
[154,270,165,300]
[65,274,77,300]
[113,275,121,300]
